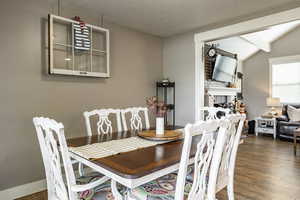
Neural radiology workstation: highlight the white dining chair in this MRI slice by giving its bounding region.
[110,117,230,200]
[201,108,246,200]
[33,117,110,200]
[216,113,246,200]
[79,109,122,176]
[121,107,150,131]
[83,108,122,136]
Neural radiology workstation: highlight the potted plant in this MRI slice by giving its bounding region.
[146,96,168,135]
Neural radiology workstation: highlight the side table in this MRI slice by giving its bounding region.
[255,117,276,139]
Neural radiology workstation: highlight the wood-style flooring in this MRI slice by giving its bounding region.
[16,136,300,200]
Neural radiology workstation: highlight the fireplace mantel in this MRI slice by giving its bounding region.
[205,86,240,96]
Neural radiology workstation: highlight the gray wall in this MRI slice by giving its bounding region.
[243,26,300,120]
[163,33,195,125]
[0,0,162,190]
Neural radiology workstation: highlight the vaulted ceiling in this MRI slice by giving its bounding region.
[56,0,300,37]
[210,20,300,61]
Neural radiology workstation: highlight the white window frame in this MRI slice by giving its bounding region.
[49,14,110,78]
[269,55,300,104]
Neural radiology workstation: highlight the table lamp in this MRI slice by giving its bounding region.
[266,97,281,115]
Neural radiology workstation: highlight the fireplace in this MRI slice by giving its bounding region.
[205,86,239,104]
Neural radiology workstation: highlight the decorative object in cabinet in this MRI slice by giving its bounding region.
[48,14,110,78]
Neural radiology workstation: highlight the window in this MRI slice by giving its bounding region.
[270,56,300,103]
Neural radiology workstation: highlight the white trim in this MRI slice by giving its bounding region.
[195,8,300,43]
[194,7,300,121]
[70,151,195,189]
[0,168,85,199]
[269,55,300,65]
[240,35,271,52]
[195,41,205,121]
[52,69,110,78]
[206,87,240,96]
[269,59,273,98]
[0,179,46,200]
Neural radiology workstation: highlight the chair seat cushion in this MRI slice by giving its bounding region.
[76,166,195,200]
[76,172,126,200]
[130,166,194,200]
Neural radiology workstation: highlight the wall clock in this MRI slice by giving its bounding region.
[207,47,217,58]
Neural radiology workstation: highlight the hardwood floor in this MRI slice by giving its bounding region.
[218,136,300,200]
[17,136,300,200]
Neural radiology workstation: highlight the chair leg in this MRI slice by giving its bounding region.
[111,179,124,200]
[127,193,136,200]
[227,177,234,200]
[78,162,84,176]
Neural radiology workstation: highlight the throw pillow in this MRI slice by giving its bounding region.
[287,105,300,122]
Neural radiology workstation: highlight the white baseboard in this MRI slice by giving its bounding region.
[0,168,84,199]
[0,179,47,200]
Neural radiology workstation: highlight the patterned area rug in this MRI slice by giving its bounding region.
[129,172,193,200]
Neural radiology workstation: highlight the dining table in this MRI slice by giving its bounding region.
[66,126,201,199]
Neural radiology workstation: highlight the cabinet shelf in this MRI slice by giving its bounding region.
[49,14,110,78]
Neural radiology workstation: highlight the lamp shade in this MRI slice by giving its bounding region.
[266,97,281,107]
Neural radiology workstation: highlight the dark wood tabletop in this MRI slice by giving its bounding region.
[67,126,202,179]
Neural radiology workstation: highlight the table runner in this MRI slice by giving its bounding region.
[67,128,208,160]
[69,136,170,160]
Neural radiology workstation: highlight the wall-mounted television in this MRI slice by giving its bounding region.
[212,55,237,83]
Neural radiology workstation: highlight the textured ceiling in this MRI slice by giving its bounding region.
[59,0,300,37]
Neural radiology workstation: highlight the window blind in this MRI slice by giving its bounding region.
[272,62,300,103]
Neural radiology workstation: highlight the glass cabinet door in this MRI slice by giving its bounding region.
[92,51,107,73]
[52,18,73,71]
[91,28,108,74]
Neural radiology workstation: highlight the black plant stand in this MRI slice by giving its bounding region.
[156,81,175,127]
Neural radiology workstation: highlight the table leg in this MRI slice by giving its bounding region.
[274,121,276,140]
[255,121,258,137]
[294,134,297,156]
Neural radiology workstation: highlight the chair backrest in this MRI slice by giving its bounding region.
[33,117,77,200]
[174,118,230,200]
[200,107,231,120]
[121,107,150,131]
[217,113,246,191]
[83,109,122,136]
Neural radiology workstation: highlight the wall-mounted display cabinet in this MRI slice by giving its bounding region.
[48,14,110,78]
